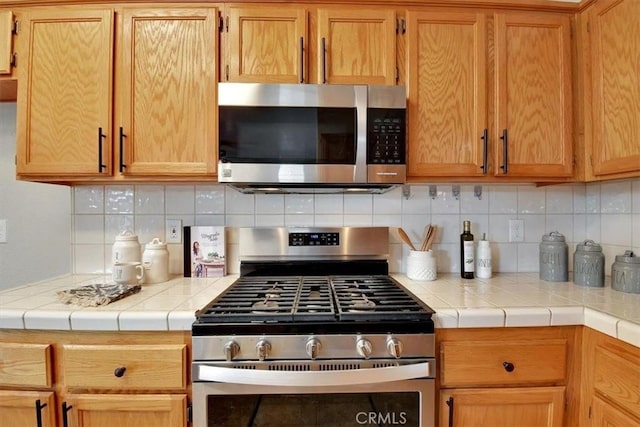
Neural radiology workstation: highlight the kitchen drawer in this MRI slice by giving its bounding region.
[0,342,52,388]
[593,343,640,420]
[440,339,567,387]
[62,344,187,390]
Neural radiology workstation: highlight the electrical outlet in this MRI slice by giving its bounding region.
[0,219,7,243]
[509,219,524,242]
[166,219,182,244]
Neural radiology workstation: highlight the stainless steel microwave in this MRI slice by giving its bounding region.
[217,83,406,193]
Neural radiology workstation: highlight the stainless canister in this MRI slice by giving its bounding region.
[611,250,640,294]
[573,240,604,287]
[540,231,568,282]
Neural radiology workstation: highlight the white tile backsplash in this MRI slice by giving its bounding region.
[69,180,639,275]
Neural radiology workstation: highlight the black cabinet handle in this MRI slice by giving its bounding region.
[118,127,127,173]
[446,397,454,427]
[35,399,47,427]
[299,36,304,83]
[480,128,488,174]
[503,361,515,372]
[62,402,73,427]
[114,366,127,377]
[499,128,508,174]
[97,127,107,173]
[321,37,327,84]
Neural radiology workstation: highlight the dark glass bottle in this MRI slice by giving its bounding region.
[460,220,475,279]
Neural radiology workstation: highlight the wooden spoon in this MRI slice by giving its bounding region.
[397,228,417,251]
[420,225,432,251]
[425,225,437,251]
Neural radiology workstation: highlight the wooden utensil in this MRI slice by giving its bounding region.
[420,225,432,251]
[397,228,416,251]
[425,225,437,251]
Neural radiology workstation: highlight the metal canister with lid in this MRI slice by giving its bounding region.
[611,250,640,294]
[573,240,604,287]
[539,231,568,282]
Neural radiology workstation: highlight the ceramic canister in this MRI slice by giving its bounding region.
[611,250,640,294]
[142,238,170,284]
[112,230,141,265]
[539,231,568,282]
[573,240,605,287]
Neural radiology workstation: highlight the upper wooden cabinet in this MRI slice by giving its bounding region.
[222,5,396,84]
[406,11,487,178]
[586,0,640,179]
[494,12,573,178]
[16,9,114,177]
[406,10,572,181]
[16,6,218,180]
[0,10,14,75]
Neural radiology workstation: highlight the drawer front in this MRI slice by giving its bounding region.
[441,339,567,387]
[0,342,52,388]
[594,345,640,420]
[62,344,187,390]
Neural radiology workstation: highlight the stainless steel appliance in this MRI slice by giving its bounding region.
[217,83,407,193]
[192,227,436,427]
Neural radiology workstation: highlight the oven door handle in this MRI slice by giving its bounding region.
[193,362,432,387]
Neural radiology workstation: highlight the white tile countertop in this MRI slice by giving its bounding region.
[0,273,638,348]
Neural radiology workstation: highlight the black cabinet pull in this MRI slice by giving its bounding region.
[62,402,73,427]
[97,127,107,173]
[321,37,327,84]
[499,128,508,174]
[446,397,454,427]
[119,127,127,173]
[299,36,304,83]
[114,366,127,377]
[503,361,515,372]
[35,399,47,427]
[480,128,488,174]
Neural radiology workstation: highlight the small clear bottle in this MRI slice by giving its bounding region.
[476,233,492,279]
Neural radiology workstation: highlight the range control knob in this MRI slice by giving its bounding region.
[224,340,240,361]
[306,338,322,359]
[356,338,373,359]
[256,339,271,361]
[386,337,403,359]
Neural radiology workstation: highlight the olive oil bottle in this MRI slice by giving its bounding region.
[460,220,475,279]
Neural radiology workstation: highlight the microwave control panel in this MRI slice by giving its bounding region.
[289,232,340,246]
[367,108,406,165]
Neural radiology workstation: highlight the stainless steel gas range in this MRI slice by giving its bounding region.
[192,227,436,427]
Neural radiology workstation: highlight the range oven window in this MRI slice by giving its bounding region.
[207,392,420,427]
[219,107,356,164]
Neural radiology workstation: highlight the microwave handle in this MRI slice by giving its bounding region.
[194,362,432,387]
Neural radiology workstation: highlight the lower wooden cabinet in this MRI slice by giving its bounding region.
[440,387,565,427]
[61,394,187,427]
[0,390,56,427]
[591,395,640,427]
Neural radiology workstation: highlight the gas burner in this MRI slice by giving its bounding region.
[252,297,279,312]
[264,285,283,299]
[349,294,376,311]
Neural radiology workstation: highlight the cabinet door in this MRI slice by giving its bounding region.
[117,8,218,177]
[63,394,186,427]
[406,11,487,178]
[440,387,564,427]
[0,11,13,75]
[16,9,113,176]
[0,390,55,427]
[317,9,396,84]
[494,12,572,178]
[592,396,640,427]
[589,0,640,177]
[225,6,307,83]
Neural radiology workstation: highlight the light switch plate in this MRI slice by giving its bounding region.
[509,219,524,242]
[0,219,7,243]
[166,219,182,244]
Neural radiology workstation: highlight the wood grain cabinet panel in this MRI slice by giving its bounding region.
[0,342,52,388]
[406,11,487,178]
[62,344,187,390]
[224,6,307,83]
[15,9,114,177]
[494,12,573,178]
[588,0,640,177]
[63,394,186,427]
[117,8,218,177]
[0,390,55,427]
[592,396,640,427]
[0,10,13,75]
[317,8,396,85]
[593,341,640,420]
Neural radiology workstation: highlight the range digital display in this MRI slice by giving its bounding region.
[289,232,340,246]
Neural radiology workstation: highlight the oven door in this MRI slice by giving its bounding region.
[192,361,435,427]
